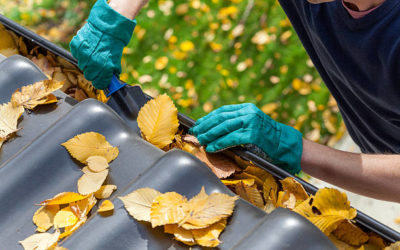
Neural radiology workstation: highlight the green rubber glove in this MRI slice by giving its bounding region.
[190,103,303,174]
[70,0,136,90]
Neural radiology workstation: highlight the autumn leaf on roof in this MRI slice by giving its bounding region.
[0,102,24,148]
[19,230,60,250]
[179,187,238,230]
[11,79,64,109]
[294,188,357,235]
[137,94,179,149]
[120,188,161,222]
[0,24,18,57]
[61,132,119,163]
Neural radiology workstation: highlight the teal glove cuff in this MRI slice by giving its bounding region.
[273,123,303,174]
[70,0,136,89]
[88,0,136,45]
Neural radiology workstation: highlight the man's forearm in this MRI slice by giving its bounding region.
[109,0,148,19]
[301,139,400,202]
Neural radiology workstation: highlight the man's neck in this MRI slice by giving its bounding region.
[344,0,385,11]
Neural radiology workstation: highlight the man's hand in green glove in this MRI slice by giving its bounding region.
[70,0,147,89]
[190,103,303,175]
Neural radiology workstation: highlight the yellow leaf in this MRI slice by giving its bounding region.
[150,192,189,227]
[164,224,196,246]
[11,79,63,109]
[86,156,109,173]
[137,94,179,149]
[328,235,359,250]
[60,195,97,239]
[180,187,238,230]
[33,205,59,232]
[192,218,227,248]
[19,230,60,250]
[0,102,24,147]
[94,185,117,199]
[77,168,109,195]
[40,192,89,206]
[155,56,169,70]
[280,177,309,202]
[263,176,278,207]
[59,217,87,240]
[221,179,255,186]
[70,194,97,219]
[96,90,109,103]
[54,207,79,228]
[294,188,357,235]
[0,25,18,57]
[98,200,114,213]
[276,191,296,209]
[243,166,274,188]
[235,182,264,209]
[233,172,264,188]
[384,241,400,250]
[61,132,119,163]
[119,188,162,222]
[332,220,369,246]
[77,74,96,99]
[313,188,357,221]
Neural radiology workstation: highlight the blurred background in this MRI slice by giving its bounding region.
[0,0,344,147]
[2,0,400,231]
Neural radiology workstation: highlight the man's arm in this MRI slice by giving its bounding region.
[301,139,400,203]
[109,0,149,19]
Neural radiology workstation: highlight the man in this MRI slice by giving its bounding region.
[70,0,400,203]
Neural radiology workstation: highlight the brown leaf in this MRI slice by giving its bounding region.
[0,102,24,146]
[235,182,264,209]
[332,220,369,246]
[194,146,240,179]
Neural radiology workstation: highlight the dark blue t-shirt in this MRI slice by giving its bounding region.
[278,0,400,153]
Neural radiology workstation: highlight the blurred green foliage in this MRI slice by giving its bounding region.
[0,0,343,145]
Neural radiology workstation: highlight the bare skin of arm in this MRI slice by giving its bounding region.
[108,0,149,20]
[301,139,400,203]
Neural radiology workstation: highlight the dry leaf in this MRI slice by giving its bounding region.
[0,102,24,143]
[70,194,97,219]
[54,207,78,228]
[40,192,89,206]
[221,179,255,186]
[61,132,119,163]
[119,188,162,222]
[19,230,60,250]
[60,195,97,239]
[98,200,114,213]
[294,188,357,235]
[94,185,117,199]
[11,79,63,109]
[180,187,238,230]
[0,25,18,57]
[86,156,109,172]
[233,172,264,189]
[150,192,189,227]
[280,177,309,202]
[276,191,296,209]
[31,55,54,77]
[235,182,264,209]
[59,218,87,240]
[137,94,179,149]
[243,165,274,188]
[182,134,201,147]
[77,168,109,195]
[164,224,196,246]
[193,147,240,179]
[332,220,369,246]
[263,174,278,206]
[328,235,359,250]
[192,219,227,248]
[33,205,59,232]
